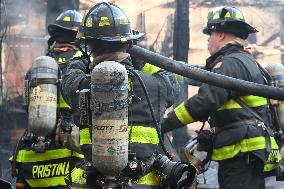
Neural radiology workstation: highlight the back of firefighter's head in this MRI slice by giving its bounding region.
[203,6,257,55]
[47,10,83,46]
[79,2,144,55]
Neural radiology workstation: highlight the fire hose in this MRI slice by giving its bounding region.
[129,45,284,101]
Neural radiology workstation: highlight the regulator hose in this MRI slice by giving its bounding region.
[127,68,172,159]
[129,45,284,101]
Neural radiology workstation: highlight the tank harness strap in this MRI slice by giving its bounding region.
[90,98,129,113]
[234,97,273,153]
[90,83,129,113]
[29,78,58,88]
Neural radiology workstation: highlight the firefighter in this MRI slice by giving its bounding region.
[161,6,282,189]
[10,10,84,189]
[47,9,83,131]
[61,2,178,188]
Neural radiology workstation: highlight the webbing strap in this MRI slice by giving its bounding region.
[91,98,129,113]
[234,97,275,157]
[30,78,58,87]
[234,97,274,137]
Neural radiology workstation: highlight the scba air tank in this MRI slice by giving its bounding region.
[28,56,58,137]
[265,62,284,129]
[91,61,128,177]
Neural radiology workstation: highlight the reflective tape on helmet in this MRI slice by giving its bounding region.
[49,10,82,34]
[211,6,244,21]
[141,63,161,75]
[212,12,220,20]
[26,177,67,187]
[218,95,268,110]
[119,15,129,25]
[16,148,80,163]
[134,171,161,186]
[59,95,71,109]
[63,16,71,22]
[235,11,244,19]
[99,17,110,27]
[85,17,93,27]
[224,11,231,18]
[212,137,279,161]
[174,102,195,125]
[128,126,159,144]
[80,128,91,145]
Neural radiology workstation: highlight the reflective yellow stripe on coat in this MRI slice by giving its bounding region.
[134,171,161,186]
[59,95,71,109]
[141,63,161,75]
[73,51,83,58]
[26,177,67,187]
[212,137,278,161]
[174,102,195,125]
[79,126,159,145]
[16,148,83,162]
[218,95,268,110]
[80,128,91,146]
[128,126,159,144]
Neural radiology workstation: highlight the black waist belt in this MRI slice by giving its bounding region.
[216,120,256,134]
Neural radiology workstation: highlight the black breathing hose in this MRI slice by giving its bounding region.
[129,45,284,101]
[127,68,172,159]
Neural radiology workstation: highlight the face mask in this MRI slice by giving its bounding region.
[51,47,76,64]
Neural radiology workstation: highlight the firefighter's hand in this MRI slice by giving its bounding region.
[196,130,214,152]
[161,111,185,135]
[161,118,175,134]
[55,119,81,153]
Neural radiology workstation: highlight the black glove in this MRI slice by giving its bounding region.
[196,130,214,152]
[131,56,146,70]
[75,164,104,188]
[79,76,91,90]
